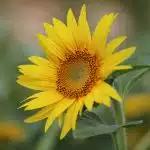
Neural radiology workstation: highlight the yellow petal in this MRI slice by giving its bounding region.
[60,103,76,139]
[93,91,111,107]
[83,84,102,104]
[18,65,56,80]
[103,47,136,67]
[45,99,75,132]
[98,81,122,101]
[58,114,64,128]
[92,13,118,57]
[53,18,77,51]
[72,100,82,130]
[83,94,94,111]
[101,47,136,78]
[28,56,57,69]
[67,8,81,49]
[102,97,111,107]
[93,94,103,104]
[79,4,86,23]
[20,90,63,110]
[79,102,84,116]
[114,65,132,70]
[44,23,55,38]
[99,65,132,80]
[78,4,91,48]
[90,86,104,104]
[37,34,65,60]
[67,8,77,29]
[17,75,55,91]
[24,105,54,123]
[28,56,50,66]
[44,23,67,51]
[106,36,127,54]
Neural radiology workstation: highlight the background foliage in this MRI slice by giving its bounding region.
[0,0,150,150]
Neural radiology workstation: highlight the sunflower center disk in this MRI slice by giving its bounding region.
[56,51,100,99]
[68,62,89,84]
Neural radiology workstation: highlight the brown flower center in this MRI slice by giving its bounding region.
[56,51,100,99]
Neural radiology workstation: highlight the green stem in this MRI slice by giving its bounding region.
[112,133,119,150]
[112,100,128,150]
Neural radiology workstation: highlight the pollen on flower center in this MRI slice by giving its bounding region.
[56,50,100,99]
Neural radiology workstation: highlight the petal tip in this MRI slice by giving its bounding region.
[17,103,27,109]
[24,118,31,123]
[120,36,127,41]
[128,46,136,56]
[60,130,67,140]
[117,95,122,102]
[52,18,58,24]
[132,46,136,51]
[87,107,92,111]
[103,101,111,107]
[44,126,49,133]
[115,13,119,17]
[68,8,72,13]
[60,134,64,140]
[82,4,86,9]
[43,22,49,27]
[44,22,53,29]
[36,34,43,40]
[79,4,87,19]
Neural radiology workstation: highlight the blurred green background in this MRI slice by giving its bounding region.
[1,0,150,150]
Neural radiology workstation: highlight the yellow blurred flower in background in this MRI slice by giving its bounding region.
[0,122,25,141]
[125,93,150,150]
[17,4,135,139]
[125,93,150,119]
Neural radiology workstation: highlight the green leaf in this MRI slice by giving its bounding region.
[122,68,149,97]
[121,120,143,128]
[111,65,150,78]
[92,105,115,125]
[74,111,118,139]
[74,113,143,139]
[113,68,150,98]
[80,110,104,124]
[36,122,59,150]
[74,122,117,139]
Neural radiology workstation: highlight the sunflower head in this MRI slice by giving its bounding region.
[17,4,135,139]
[56,50,101,99]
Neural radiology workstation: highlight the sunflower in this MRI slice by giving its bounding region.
[17,4,136,139]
